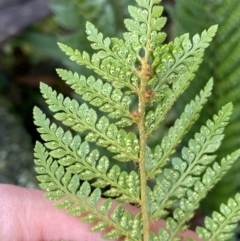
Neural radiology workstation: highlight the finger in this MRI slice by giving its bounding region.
[0,184,104,241]
[0,184,202,241]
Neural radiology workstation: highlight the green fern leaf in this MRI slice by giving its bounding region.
[57,40,137,91]
[124,0,166,52]
[85,21,137,73]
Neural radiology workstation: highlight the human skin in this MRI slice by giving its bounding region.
[0,184,202,241]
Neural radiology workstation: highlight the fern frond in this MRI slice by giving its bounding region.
[150,103,233,220]
[39,83,139,162]
[34,141,142,240]
[56,69,133,127]
[196,192,240,241]
[146,79,213,175]
[33,0,240,240]
[33,107,140,203]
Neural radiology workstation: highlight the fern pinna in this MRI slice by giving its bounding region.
[33,0,240,240]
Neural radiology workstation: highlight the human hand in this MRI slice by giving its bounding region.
[0,184,202,241]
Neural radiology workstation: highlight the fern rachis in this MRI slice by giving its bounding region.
[34,0,240,240]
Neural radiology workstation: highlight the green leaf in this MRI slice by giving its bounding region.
[102,229,123,240]
[77,181,91,199]
[55,200,74,210]
[90,221,109,232]
[124,0,166,52]
[98,199,112,215]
